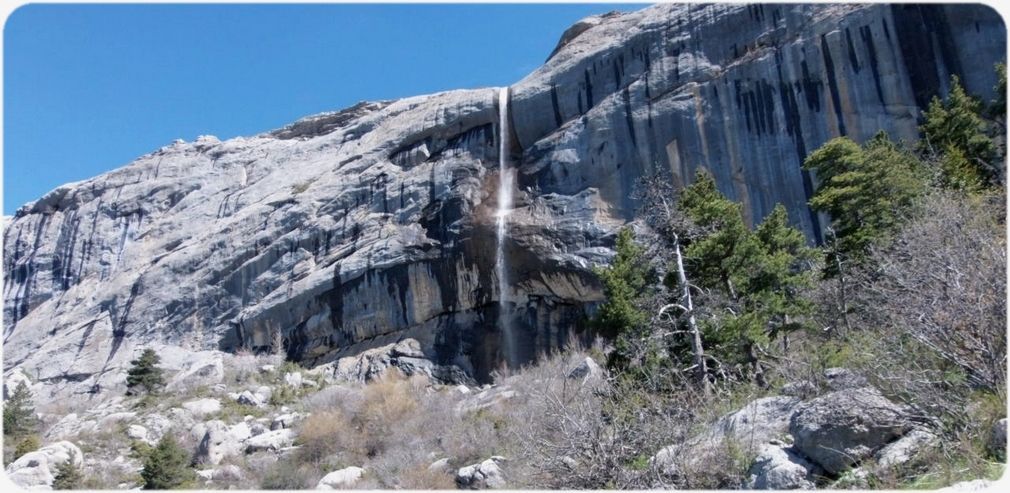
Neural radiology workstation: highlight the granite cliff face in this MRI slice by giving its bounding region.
[3,3,1004,401]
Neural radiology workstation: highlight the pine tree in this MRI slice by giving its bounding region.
[920,75,998,189]
[593,228,651,341]
[678,172,816,385]
[3,382,38,438]
[140,435,195,490]
[126,349,165,396]
[804,132,926,269]
[52,451,84,490]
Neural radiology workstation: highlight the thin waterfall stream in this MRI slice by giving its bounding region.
[495,87,517,367]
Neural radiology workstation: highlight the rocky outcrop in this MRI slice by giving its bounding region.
[3,4,1004,404]
[789,387,911,475]
[313,338,470,384]
[4,441,83,489]
[456,457,507,489]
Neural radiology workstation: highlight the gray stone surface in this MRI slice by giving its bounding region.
[874,428,936,468]
[989,418,1007,459]
[316,466,366,489]
[746,443,817,489]
[4,441,83,489]
[789,387,910,475]
[3,3,1004,405]
[456,457,506,489]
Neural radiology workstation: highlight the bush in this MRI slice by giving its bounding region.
[13,434,40,462]
[52,451,84,490]
[140,435,195,490]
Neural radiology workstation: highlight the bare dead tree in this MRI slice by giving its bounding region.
[633,173,710,394]
[857,190,1006,393]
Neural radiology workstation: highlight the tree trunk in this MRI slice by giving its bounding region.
[674,235,709,394]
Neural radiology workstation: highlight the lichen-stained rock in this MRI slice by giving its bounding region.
[789,387,911,475]
[3,3,1004,406]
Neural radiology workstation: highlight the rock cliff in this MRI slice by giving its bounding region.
[3,3,1004,401]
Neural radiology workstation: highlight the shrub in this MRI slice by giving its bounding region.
[13,434,40,461]
[52,451,84,490]
[140,435,195,490]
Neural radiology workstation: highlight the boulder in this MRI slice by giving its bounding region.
[244,429,295,453]
[988,418,1006,459]
[789,387,910,475]
[566,357,603,381]
[651,395,802,476]
[325,338,470,385]
[271,413,301,431]
[428,457,452,474]
[182,398,222,417]
[746,443,817,489]
[712,396,801,448]
[316,466,365,489]
[195,420,246,465]
[823,368,868,391]
[284,372,303,388]
[4,368,32,399]
[456,457,506,489]
[874,428,936,468]
[4,441,83,489]
[126,424,149,442]
[237,390,265,407]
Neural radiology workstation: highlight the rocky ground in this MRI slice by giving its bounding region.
[4,339,1005,490]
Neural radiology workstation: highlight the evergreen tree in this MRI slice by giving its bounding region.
[920,75,999,189]
[991,62,1006,121]
[593,228,651,341]
[678,170,761,299]
[3,382,38,438]
[52,451,84,490]
[678,172,816,384]
[140,435,195,490]
[804,132,926,268]
[126,349,165,396]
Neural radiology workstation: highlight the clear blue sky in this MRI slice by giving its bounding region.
[4,3,647,214]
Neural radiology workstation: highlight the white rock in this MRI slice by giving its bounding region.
[746,444,816,489]
[4,441,83,489]
[875,428,936,468]
[316,466,365,489]
[237,390,264,407]
[126,424,149,442]
[456,457,505,489]
[428,457,451,473]
[4,367,32,399]
[284,372,303,388]
[566,357,603,381]
[244,429,295,453]
[182,398,222,417]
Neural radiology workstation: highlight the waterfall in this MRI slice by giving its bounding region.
[495,87,516,367]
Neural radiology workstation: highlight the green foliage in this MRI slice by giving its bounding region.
[52,451,84,490]
[920,75,999,189]
[126,349,166,396]
[991,62,1006,120]
[804,132,926,266]
[13,435,40,462]
[680,172,817,373]
[140,435,195,490]
[593,228,651,341]
[3,382,38,439]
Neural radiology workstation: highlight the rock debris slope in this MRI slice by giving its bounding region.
[3,3,1004,402]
